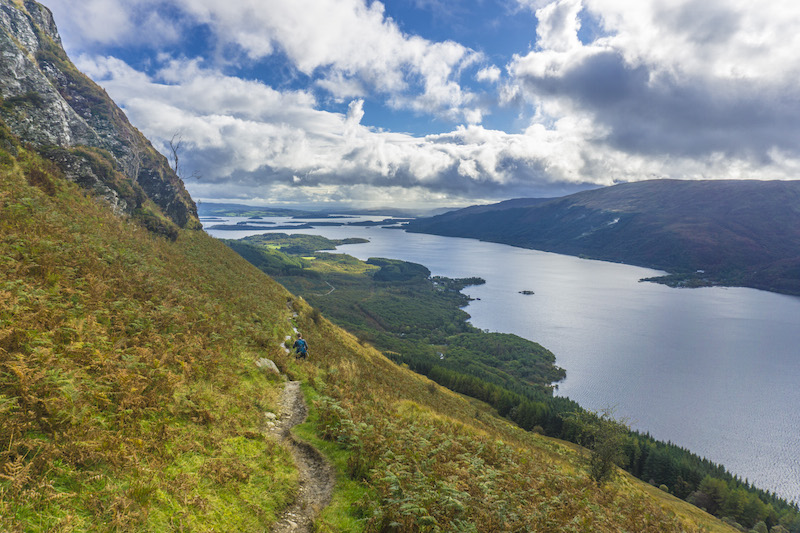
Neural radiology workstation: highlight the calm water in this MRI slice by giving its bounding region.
[205,217,800,503]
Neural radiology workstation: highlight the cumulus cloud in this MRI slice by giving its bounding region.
[46,0,179,47]
[476,65,502,83]
[47,0,800,207]
[77,55,606,204]
[51,0,487,124]
[510,0,800,170]
[344,99,365,138]
[534,0,583,52]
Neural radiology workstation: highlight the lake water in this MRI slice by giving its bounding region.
[204,216,800,504]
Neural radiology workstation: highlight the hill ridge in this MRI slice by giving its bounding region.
[407,179,800,295]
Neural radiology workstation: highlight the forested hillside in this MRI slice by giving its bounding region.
[406,179,800,295]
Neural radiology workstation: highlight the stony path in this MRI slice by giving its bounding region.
[269,381,335,532]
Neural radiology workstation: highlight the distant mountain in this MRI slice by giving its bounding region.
[406,179,800,295]
[198,202,320,217]
[197,201,451,218]
[0,0,197,230]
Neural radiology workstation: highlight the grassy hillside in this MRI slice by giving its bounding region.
[0,136,747,531]
[0,143,302,530]
[406,179,800,295]
[224,233,800,532]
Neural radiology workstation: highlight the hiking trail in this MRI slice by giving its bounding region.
[268,381,335,532]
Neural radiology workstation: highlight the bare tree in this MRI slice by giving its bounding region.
[168,132,201,181]
[169,132,183,177]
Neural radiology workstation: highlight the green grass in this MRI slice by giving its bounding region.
[1,138,745,532]
[227,232,800,533]
[0,145,297,531]
[293,384,370,533]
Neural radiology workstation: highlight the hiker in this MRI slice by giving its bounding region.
[293,333,309,360]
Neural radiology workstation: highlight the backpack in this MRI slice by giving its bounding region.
[295,338,308,355]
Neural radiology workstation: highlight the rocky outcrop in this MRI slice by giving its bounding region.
[0,0,198,228]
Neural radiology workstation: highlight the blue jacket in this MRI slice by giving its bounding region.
[293,338,308,354]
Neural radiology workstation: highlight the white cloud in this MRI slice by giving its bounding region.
[516,0,800,95]
[344,99,365,139]
[506,0,800,181]
[81,45,800,207]
[50,0,800,207]
[535,0,583,52]
[46,0,179,47]
[78,55,609,204]
[315,72,367,102]
[476,65,502,83]
[583,0,800,81]
[51,0,488,125]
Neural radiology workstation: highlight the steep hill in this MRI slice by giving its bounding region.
[1,134,743,533]
[0,0,197,230]
[0,1,758,531]
[406,179,800,295]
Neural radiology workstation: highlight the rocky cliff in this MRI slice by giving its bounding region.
[0,0,198,229]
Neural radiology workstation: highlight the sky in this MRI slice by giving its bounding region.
[45,0,800,209]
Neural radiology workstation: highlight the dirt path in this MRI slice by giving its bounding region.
[321,281,336,296]
[269,381,335,532]
[310,280,336,297]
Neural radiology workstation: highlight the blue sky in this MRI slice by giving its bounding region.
[45,0,800,208]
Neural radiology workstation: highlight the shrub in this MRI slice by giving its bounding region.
[567,408,630,485]
[133,208,179,240]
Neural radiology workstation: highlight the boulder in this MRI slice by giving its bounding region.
[255,358,280,375]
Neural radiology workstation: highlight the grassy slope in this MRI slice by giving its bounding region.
[227,234,800,531]
[1,148,298,531]
[288,319,735,532]
[0,148,737,531]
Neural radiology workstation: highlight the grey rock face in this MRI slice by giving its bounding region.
[256,358,281,375]
[22,0,60,45]
[0,2,87,147]
[0,0,197,228]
